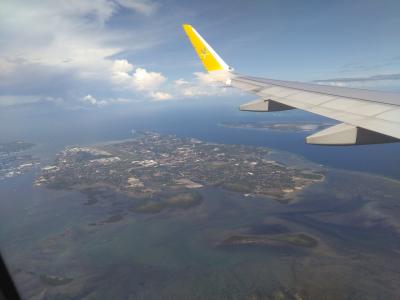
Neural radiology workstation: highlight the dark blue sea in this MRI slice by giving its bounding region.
[1,96,399,179]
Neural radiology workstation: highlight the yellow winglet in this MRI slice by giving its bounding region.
[182,24,230,72]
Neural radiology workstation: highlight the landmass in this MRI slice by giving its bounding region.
[0,141,39,180]
[35,131,325,204]
[6,139,400,300]
[219,121,333,132]
[219,233,318,248]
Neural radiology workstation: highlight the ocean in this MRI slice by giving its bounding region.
[1,98,400,299]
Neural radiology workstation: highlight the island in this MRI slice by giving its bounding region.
[35,132,325,209]
[219,233,318,248]
[9,132,400,300]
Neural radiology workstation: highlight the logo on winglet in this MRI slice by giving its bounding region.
[200,47,209,60]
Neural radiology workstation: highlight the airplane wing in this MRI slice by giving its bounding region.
[182,24,400,145]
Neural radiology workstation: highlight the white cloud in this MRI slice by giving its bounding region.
[151,91,172,101]
[111,59,135,84]
[0,0,166,104]
[0,1,122,72]
[132,68,166,91]
[111,59,135,74]
[172,72,229,98]
[115,0,158,16]
[81,94,108,107]
[112,68,232,102]
[0,1,233,107]
[193,72,217,85]
[174,78,189,86]
[110,59,168,98]
[80,94,133,107]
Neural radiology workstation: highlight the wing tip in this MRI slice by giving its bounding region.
[181,23,230,72]
[182,24,192,31]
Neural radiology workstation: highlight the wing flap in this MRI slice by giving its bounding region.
[240,99,294,112]
[306,123,398,145]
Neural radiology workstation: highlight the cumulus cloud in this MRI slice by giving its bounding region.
[193,72,217,85]
[0,0,149,73]
[132,68,166,91]
[81,94,108,107]
[0,0,233,107]
[80,94,132,107]
[173,72,229,98]
[174,78,189,86]
[111,59,135,84]
[0,0,166,106]
[109,63,232,101]
[151,91,173,101]
[110,59,168,100]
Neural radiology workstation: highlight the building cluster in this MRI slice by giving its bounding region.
[0,142,39,180]
[36,132,324,199]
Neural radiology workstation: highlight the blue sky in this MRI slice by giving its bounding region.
[1,0,400,108]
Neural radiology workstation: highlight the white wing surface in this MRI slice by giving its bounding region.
[183,24,400,145]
